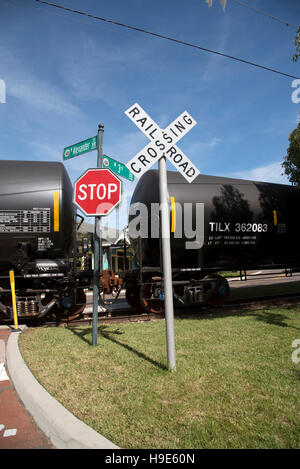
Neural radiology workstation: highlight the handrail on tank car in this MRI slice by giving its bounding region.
[76,213,84,231]
[220,265,299,282]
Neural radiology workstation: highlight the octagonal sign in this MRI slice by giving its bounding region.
[74,168,122,217]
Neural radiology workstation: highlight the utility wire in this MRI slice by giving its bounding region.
[230,0,299,30]
[31,0,299,79]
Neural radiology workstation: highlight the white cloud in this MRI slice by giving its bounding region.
[29,141,61,161]
[228,161,290,185]
[0,44,82,116]
[9,78,81,116]
[184,137,221,167]
[58,36,154,107]
[104,130,149,163]
[189,137,221,151]
[202,29,228,82]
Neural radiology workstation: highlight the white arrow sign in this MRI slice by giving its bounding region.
[125,103,200,183]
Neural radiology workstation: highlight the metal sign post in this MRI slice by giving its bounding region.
[158,156,176,371]
[124,103,198,371]
[92,124,104,346]
[72,126,123,347]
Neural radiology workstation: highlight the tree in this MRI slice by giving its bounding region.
[205,0,227,11]
[282,121,300,186]
[292,27,300,62]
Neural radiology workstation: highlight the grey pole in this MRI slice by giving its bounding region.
[158,156,176,371]
[92,124,104,346]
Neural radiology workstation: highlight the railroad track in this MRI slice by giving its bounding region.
[38,292,300,328]
[2,292,299,328]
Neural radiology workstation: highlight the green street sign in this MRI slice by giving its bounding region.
[63,136,97,160]
[102,155,135,181]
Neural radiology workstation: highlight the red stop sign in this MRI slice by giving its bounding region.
[74,168,122,216]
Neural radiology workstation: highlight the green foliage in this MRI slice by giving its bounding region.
[205,0,227,11]
[292,27,300,62]
[282,121,300,187]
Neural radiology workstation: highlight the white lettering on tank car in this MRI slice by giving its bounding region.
[209,222,269,233]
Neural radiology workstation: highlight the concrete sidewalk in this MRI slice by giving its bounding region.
[6,328,119,449]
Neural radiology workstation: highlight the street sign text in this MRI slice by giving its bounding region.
[63,136,97,160]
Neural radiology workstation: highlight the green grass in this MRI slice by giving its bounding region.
[218,270,241,278]
[19,307,300,449]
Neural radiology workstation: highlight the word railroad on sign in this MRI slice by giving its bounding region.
[125,103,199,183]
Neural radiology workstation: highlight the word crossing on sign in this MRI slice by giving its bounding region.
[125,103,199,183]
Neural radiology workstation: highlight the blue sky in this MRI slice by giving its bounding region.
[0,0,299,228]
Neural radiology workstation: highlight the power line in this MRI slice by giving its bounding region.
[230,0,299,30]
[31,0,299,79]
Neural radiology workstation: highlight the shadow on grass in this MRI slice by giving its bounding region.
[293,365,300,381]
[292,368,300,381]
[69,325,168,371]
[177,306,300,330]
[247,310,300,330]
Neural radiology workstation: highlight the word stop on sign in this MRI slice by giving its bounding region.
[77,183,118,201]
[74,168,122,217]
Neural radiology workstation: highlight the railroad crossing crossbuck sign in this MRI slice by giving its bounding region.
[125,103,200,183]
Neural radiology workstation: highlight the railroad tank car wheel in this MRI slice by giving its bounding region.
[50,288,87,322]
[140,283,164,314]
[125,285,142,310]
[204,274,230,307]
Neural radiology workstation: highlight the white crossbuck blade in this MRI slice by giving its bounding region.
[125,103,200,183]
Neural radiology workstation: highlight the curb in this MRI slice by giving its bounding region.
[6,329,119,449]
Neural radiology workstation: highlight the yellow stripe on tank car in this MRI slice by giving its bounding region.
[170,196,176,233]
[54,191,60,232]
[273,210,278,226]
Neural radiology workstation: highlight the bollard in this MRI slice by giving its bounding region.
[9,270,20,332]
